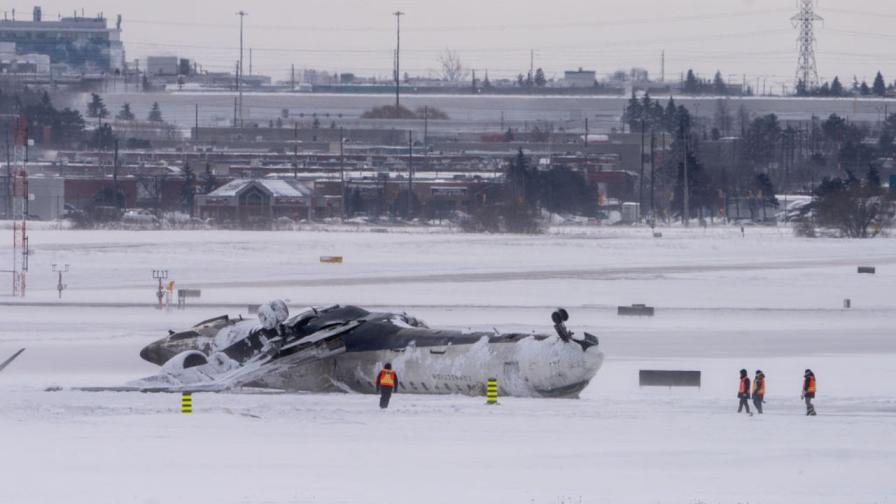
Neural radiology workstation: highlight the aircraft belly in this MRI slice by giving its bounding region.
[329,337,604,398]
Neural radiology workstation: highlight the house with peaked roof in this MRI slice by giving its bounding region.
[196,179,313,227]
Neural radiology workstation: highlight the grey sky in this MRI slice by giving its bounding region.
[10,1,896,88]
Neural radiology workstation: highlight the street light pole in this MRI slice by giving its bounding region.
[393,10,404,117]
[236,10,248,128]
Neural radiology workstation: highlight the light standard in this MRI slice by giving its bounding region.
[236,10,248,127]
[393,10,404,116]
[52,263,69,299]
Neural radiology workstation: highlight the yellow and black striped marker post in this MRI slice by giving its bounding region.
[486,378,498,405]
[181,392,192,414]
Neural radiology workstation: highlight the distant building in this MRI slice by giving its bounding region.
[0,6,125,73]
[0,42,50,74]
[563,68,596,88]
[146,56,179,77]
[196,179,314,227]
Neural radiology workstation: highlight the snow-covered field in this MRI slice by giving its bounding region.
[1,226,895,503]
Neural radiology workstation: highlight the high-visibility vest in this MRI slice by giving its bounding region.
[738,377,749,394]
[379,369,396,388]
[754,377,765,396]
[806,376,816,394]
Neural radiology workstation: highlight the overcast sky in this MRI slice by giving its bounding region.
[9,1,896,89]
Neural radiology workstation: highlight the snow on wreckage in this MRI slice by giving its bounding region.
[125,301,604,398]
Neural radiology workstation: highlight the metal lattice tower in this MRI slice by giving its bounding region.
[791,0,823,90]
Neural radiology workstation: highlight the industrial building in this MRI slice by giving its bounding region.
[0,6,125,73]
[563,68,597,88]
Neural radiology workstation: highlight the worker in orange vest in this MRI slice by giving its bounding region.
[752,370,766,414]
[737,369,753,416]
[802,369,816,416]
[375,363,399,409]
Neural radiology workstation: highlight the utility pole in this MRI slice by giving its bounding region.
[236,10,247,128]
[249,47,253,76]
[393,10,404,117]
[639,118,645,219]
[650,130,656,223]
[112,138,119,207]
[5,122,10,219]
[660,49,665,83]
[407,131,413,219]
[423,106,429,174]
[194,104,199,143]
[682,129,690,227]
[339,126,346,219]
[529,49,534,81]
[293,121,298,179]
[291,64,295,90]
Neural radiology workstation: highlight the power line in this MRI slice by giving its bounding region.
[123,8,792,33]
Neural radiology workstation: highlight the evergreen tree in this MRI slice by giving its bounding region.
[872,71,887,96]
[87,93,109,119]
[90,123,117,150]
[624,91,643,130]
[503,149,540,233]
[830,76,844,97]
[182,162,196,216]
[712,71,727,95]
[148,102,163,122]
[860,81,871,96]
[744,114,782,167]
[663,97,678,131]
[116,103,135,121]
[534,68,546,87]
[683,69,699,94]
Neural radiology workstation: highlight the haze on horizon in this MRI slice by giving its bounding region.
[7,0,896,90]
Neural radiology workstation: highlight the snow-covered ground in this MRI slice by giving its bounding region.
[1,226,895,503]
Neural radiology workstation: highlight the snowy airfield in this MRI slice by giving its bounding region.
[1,225,895,504]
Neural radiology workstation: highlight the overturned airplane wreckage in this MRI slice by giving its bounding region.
[133,302,604,398]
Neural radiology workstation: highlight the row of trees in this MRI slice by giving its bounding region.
[682,70,740,96]
[463,149,596,233]
[623,93,893,236]
[797,72,892,97]
[87,93,164,122]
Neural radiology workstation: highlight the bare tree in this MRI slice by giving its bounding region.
[438,49,469,82]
